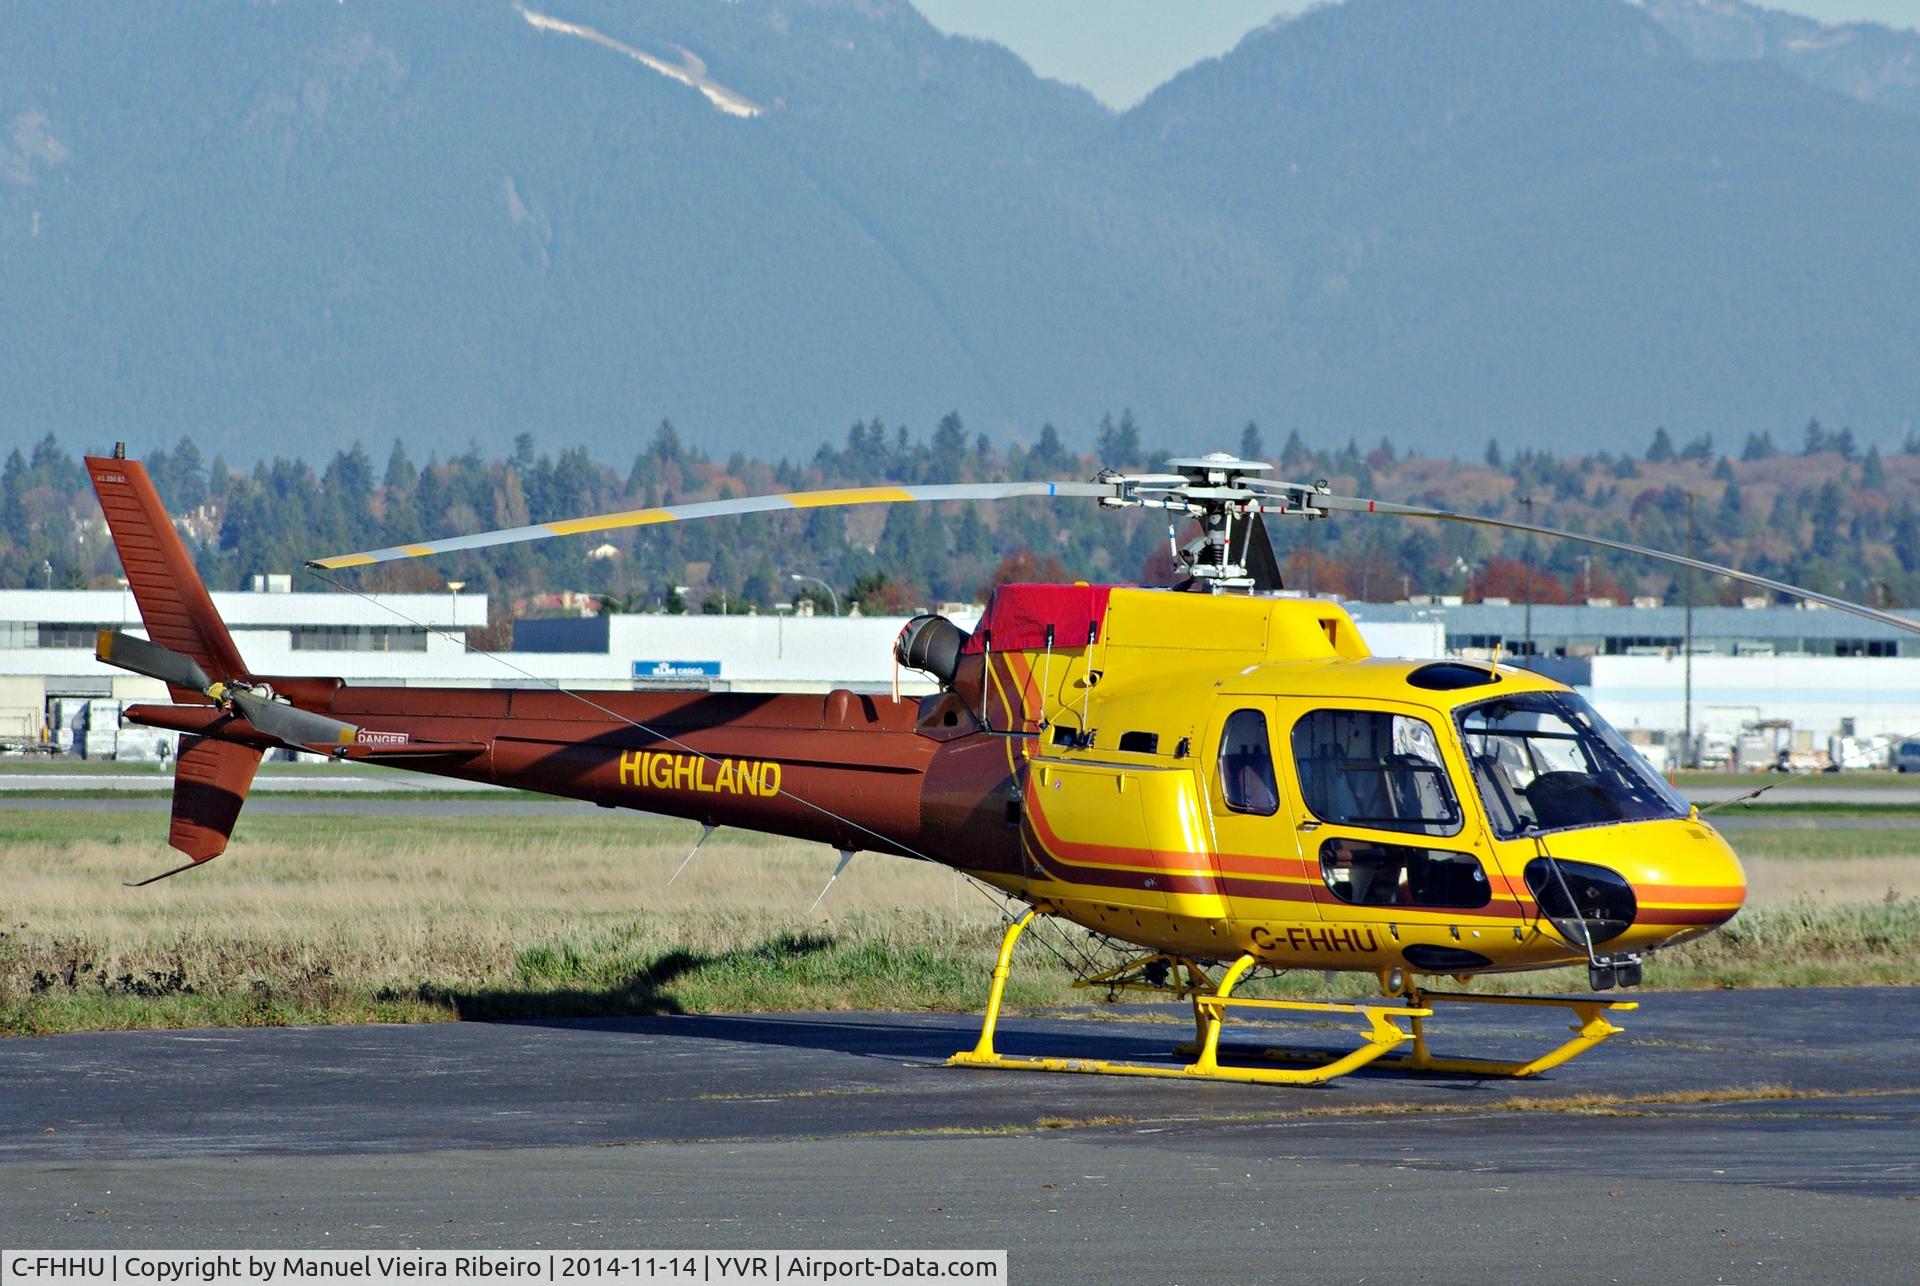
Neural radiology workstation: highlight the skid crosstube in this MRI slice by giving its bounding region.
[947,909,1637,1086]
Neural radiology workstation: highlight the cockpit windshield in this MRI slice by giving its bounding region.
[1456,692,1687,838]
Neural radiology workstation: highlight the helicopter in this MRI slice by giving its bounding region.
[85,446,1920,1086]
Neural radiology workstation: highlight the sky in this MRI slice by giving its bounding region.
[913,0,1920,109]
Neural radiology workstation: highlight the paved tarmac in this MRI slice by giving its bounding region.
[2,991,1916,1279]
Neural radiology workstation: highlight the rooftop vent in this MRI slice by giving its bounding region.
[1406,661,1501,691]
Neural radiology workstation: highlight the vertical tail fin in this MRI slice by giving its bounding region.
[85,453,248,689]
[90,450,260,876]
[169,733,263,863]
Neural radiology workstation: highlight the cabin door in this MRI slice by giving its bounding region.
[1205,700,1322,927]
[1270,698,1504,964]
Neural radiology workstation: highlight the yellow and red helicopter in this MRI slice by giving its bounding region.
[86,447,1920,1086]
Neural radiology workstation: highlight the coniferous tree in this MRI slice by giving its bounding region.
[1096,410,1143,467]
[1030,423,1069,475]
[929,412,967,483]
[1889,504,1920,573]
[1239,421,1264,461]
[1,449,27,545]
[384,440,417,491]
[1280,430,1310,471]
[1862,445,1888,490]
[1803,418,1829,455]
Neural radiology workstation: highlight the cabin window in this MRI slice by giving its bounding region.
[1291,709,1461,837]
[1321,838,1490,908]
[1218,708,1279,816]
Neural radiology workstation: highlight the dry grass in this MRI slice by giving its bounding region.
[3,808,1918,1034]
[1736,829,1920,904]
[0,810,1046,1033]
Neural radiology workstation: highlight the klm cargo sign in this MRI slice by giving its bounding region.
[632,659,722,679]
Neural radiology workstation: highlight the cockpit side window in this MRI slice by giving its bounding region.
[1457,691,1687,838]
[1290,709,1462,837]
[1218,708,1279,816]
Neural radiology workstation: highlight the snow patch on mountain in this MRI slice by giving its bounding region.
[516,5,762,118]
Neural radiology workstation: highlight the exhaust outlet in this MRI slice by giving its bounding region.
[896,615,968,687]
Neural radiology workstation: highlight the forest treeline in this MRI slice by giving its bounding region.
[7,414,1920,622]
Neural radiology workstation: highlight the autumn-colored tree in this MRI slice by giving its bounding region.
[1282,548,1350,596]
[1467,557,1570,604]
[1137,544,1180,586]
[981,549,1067,598]
[852,570,924,616]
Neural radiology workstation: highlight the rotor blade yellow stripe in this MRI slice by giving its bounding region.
[315,553,379,569]
[544,509,676,537]
[785,487,917,508]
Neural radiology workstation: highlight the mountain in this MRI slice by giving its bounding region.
[1638,0,1920,114]
[1,0,1917,465]
[1107,0,1920,448]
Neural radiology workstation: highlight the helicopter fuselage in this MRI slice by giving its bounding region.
[127,585,1745,983]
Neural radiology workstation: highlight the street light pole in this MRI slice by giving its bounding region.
[788,573,840,617]
[1684,492,1695,770]
[1520,495,1534,663]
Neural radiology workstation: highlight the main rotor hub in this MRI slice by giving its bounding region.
[1163,453,1273,486]
[1102,455,1328,592]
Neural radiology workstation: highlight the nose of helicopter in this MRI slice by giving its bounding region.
[1532,817,1748,951]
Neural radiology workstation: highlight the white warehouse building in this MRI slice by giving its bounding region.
[0,587,1442,750]
[7,586,1915,767]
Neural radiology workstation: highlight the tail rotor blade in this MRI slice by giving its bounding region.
[98,628,358,751]
[228,690,358,749]
[95,631,214,692]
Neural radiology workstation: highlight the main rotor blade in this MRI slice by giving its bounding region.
[95,631,215,691]
[1315,493,1920,637]
[310,480,1115,570]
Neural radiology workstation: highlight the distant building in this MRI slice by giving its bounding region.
[1344,600,1920,660]
[0,587,485,749]
[5,587,1915,762]
[1346,599,1920,748]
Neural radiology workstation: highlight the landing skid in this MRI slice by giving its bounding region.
[947,909,1636,1086]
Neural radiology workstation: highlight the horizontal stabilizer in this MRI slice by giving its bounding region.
[331,741,487,761]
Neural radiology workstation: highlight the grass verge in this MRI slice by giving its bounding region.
[3,807,1918,1035]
